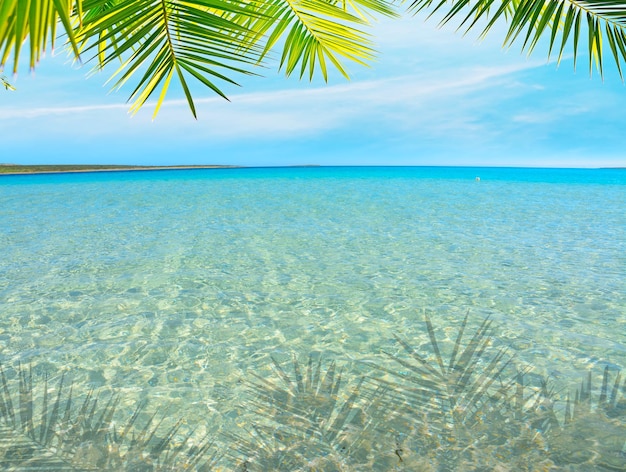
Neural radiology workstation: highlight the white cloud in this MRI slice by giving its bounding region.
[145,61,543,138]
[3,21,620,168]
[511,106,589,124]
[0,102,129,119]
[0,59,545,155]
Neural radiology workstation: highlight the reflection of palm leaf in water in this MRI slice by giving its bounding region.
[371,314,517,470]
[1,318,625,471]
[572,367,626,421]
[529,367,626,470]
[380,314,511,423]
[232,353,383,471]
[0,363,217,471]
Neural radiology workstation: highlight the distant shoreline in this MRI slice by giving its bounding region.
[0,164,622,176]
[0,165,242,176]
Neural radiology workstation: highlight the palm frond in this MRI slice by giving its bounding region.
[240,0,397,81]
[0,0,396,117]
[77,0,266,118]
[0,0,80,74]
[409,0,626,78]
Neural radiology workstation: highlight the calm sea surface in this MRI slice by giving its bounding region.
[1,166,625,465]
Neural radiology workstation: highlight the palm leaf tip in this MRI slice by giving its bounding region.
[1,75,15,90]
[249,0,385,81]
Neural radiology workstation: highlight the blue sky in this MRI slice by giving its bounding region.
[1,14,626,168]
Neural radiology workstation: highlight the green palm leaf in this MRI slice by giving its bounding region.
[77,0,265,118]
[3,0,626,116]
[1,0,396,116]
[1,74,15,89]
[410,0,626,78]
[240,0,397,81]
[0,0,80,74]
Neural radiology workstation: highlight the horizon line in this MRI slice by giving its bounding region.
[1,164,624,177]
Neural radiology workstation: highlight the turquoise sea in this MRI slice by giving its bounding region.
[1,166,625,470]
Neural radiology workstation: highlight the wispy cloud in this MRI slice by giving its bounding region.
[3,21,623,168]
[163,61,542,139]
[511,105,589,124]
[0,102,129,119]
[0,59,550,168]
[0,60,538,123]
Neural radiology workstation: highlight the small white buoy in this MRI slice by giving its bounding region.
[475,176,480,181]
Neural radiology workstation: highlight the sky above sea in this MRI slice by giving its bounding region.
[1,15,626,168]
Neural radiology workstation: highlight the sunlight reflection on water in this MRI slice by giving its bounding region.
[0,167,624,468]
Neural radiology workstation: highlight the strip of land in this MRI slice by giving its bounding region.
[0,164,240,175]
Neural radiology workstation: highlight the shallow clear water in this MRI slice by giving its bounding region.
[1,166,625,467]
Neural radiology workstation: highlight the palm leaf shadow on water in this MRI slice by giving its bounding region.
[532,367,626,471]
[1,315,626,471]
[369,314,626,471]
[227,352,388,471]
[367,313,531,471]
[0,363,218,471]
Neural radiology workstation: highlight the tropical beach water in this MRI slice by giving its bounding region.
[0,166,625,469]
